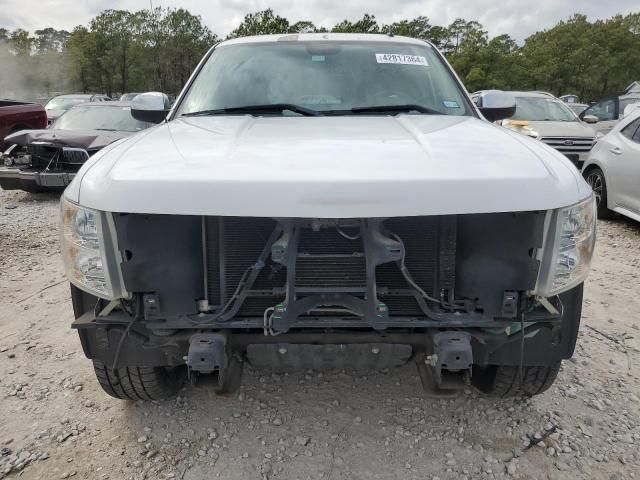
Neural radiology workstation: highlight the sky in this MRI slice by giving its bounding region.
[1,0,638,42]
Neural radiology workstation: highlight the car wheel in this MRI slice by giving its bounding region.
[472,363,561,397]
[92,360,187,401]
[584,167,612,219]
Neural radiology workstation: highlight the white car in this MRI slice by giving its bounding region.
[59,34,596,401]
[582,109,640,222]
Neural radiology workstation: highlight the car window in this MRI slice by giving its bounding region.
[45,97,90,111]
[510,96,576,122]
[584,99,616,121]
[53,105,149,132]
[568,104,587,115]
[621,117,640,143]
[177,41,473,116]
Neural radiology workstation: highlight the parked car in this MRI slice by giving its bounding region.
[119,93,141,101]
[91,94,111,102]
[0,100,48,148]
[473,91,597,169]
[559,94,580,104]
[558,94,589,115]
[579,92,640,134]
[0,101,149,192]
[44,94,111,125]
[567,103,589,115]
[61,34,595,401]
[582,108,640,222]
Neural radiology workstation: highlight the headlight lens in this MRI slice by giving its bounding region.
[535,194,597,296]
[503,121,539,138]
[60,198,121,299]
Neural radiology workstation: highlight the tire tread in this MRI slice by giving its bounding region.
[92,360,184,401]
[473,363,561,398]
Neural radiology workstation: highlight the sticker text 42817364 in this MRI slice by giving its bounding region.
[375,54,429,66]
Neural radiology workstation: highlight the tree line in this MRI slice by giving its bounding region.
[1,8,639,102]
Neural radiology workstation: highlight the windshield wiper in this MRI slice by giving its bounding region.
[182,104,321,117]
[349,104,444,115]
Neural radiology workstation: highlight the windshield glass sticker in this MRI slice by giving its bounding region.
[375,54,428,66]
[443,100,459,108]
[311,55,325,62]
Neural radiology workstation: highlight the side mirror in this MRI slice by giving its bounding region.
[131,92,171,124]
[475,90,517,122]
[582,115,599,124]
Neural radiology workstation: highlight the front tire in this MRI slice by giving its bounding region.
[584,167,612,219]
[472,363,561,397]
[93,360,186,401]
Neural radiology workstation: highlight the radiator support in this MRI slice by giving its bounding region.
[204,216,458,331]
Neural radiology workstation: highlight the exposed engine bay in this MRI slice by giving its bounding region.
[0,128,129,190]
[112,212,549,327]
[3,142,92,174]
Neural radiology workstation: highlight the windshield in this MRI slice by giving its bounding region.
[176,41,472,116]
[45,97,89,111]
[511,96,577,122]
[568,104,587,115]
[53,105,148,132]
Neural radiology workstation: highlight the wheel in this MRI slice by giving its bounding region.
[214,355,244,395]
[92,360,186,401]
[584,167,612,219]
[471,363,561,397]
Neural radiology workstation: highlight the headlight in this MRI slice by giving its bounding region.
[503,121,539,138]
[535,194,597,296]
[60,198,125,299]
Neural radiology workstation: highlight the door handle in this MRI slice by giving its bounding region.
[610,146,623,155]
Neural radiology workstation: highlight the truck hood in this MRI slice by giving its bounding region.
[71,115,592,217]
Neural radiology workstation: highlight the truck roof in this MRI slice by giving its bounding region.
[219,33,432,48]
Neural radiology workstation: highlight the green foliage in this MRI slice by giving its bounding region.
[382,16,432,39]
[228,9,291,37]
[332,14,380,33]
[1,9,639,102]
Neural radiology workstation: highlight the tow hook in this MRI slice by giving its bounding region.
[185,333,243,394]
[416,331,473,398]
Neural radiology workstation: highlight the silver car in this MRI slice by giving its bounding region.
[582,109,640,222]
[473,91,597,169]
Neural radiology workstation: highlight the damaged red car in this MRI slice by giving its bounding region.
[0,101,150,192]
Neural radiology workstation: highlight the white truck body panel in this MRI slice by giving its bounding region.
[66,114,591,217]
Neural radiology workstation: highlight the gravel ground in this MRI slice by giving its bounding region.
[1,187,639,480]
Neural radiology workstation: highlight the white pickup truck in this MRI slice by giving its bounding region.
[60,33,596,400]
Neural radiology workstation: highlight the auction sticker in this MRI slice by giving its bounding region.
[375,54,428,66]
